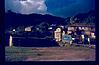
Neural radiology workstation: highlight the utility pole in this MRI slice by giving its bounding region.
[9,35,13,47]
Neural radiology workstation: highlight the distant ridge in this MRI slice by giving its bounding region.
[5,10,95,29]
[5,10,65,28]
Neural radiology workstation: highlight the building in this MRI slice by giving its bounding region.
[65,23,96,45]
[25,26,33,32]
[54,28,62,42]
[66,23,95,36]
[54,23,95,45]
[62,34,72,44]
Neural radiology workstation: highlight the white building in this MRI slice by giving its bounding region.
[25,26,33,32]
[54,28,62,42]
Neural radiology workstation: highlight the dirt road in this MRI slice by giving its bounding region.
[5,46,95,61]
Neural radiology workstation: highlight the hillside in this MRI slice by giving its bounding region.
[5,11,65,28]
[5,10,95,30]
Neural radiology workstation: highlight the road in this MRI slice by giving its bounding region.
[5,46,95,61]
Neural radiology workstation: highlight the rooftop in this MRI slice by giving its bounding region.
[67,23,95,27]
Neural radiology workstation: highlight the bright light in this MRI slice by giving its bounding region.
[48,27,52,30]
[13,29,16,32]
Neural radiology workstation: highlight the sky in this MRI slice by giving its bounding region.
[5,0,95,18]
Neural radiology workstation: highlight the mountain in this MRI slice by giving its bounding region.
[5,11,65,29]
[5,10,95,30]
[73,10,95,23]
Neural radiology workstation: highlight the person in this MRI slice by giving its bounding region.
[81,34,84,39]
[88,37,90,44]
[81,34,84,44]
[75,35,79,44]
[72,38,75,43]
[84,35,89,45]
[76,27,81,35]
[70,40,72,45]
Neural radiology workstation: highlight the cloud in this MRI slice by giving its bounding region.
[5,0,47,14]
[5,0,95,17]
